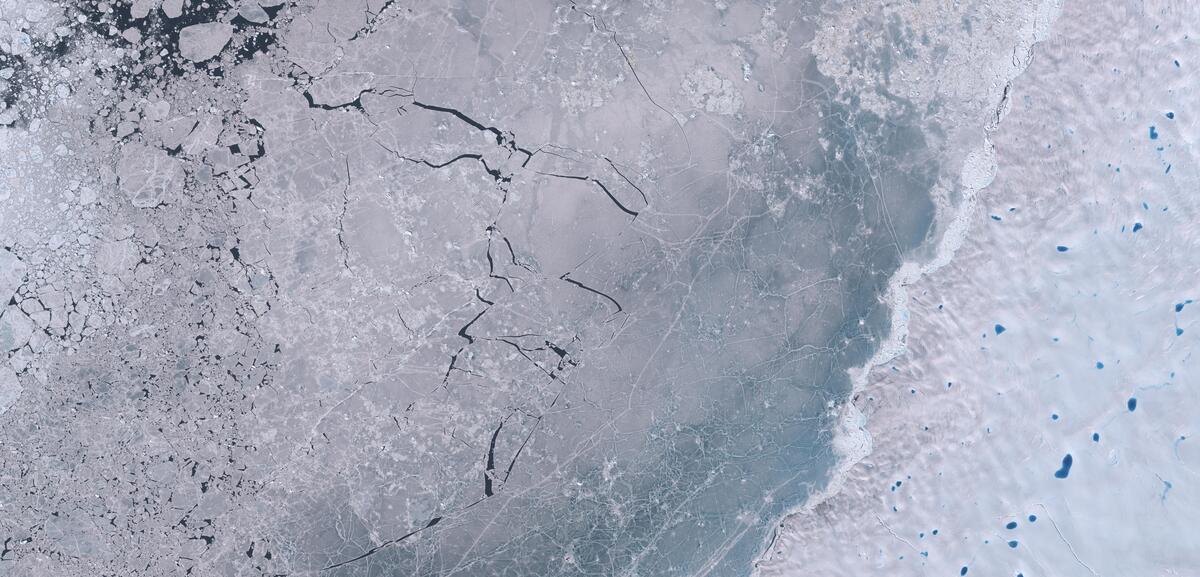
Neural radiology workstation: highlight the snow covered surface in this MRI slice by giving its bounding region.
[0,0,1193,575]
[760,1,1200,575]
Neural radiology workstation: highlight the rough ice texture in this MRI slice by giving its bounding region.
[116,143,185,207]
[0,0,1175,576]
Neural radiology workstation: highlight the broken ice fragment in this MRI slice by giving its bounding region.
[161,0,183,18]
[239,3,269,24]
[178,22,233,62]
[129,0,158,19]
[117,143,185,208]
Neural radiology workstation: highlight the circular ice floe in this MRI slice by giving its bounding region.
[178,22,233,63]
[117,143,184,208]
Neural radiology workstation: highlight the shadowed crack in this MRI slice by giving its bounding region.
[372,104,646,219]
[411,101,535,164]
[335,157,352,270]
[503,417,541,483]
[322,516,443,571]
[484,420,503,497]
[485,232,516,292]
[300,85,412,112]
[604,156,650,205]
[457,309,488,345]
[534,171,641,217]
[560,273,623,313]
[302,90,365,112]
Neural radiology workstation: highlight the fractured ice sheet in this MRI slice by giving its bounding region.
[117,142,185,207]
[0,0,1166,576]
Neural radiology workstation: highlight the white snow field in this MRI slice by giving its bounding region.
[760,1,1200,576]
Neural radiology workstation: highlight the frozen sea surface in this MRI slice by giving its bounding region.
[0,0,1180,576]
[762,1,1200,575]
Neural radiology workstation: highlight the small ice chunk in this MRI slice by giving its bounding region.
[116,120,139,138]
[239,3,270,23]
[178,22,233,62]
[143,100,171,122]
[129,0,159,19]
[162,0,183,18]
[79,186,98,204]
[9,31,33,57]
[24,0,50,22]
